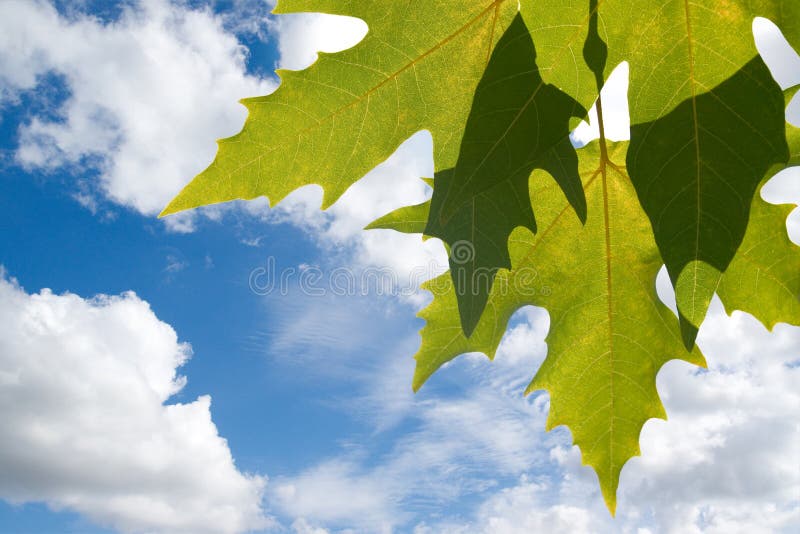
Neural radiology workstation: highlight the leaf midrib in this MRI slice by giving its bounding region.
[683,0,703,320]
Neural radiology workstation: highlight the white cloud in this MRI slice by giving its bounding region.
[271,10,368,72]
[754,18,800,90]
[476,301,800,534]
[413,476,593,534]
[1,3,797,533]
[218,0,275,42]
[616,300,800,533]
[271,461,397,533]
[291,517,331,534]
[248,133,448,301]
[164,254,188,274]
[260,286,800,533]
[0,0,273,226]
[0,272,269,534]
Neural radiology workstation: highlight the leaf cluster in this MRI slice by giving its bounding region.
[163,0,800,512]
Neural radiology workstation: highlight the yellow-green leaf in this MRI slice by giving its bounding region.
[161,0,522,216]
[424,13,587,336]
[716,94,800,328]
[410,142,706,513]
[626,56,791,347]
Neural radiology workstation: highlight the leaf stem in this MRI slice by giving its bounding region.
[596,92,609,164]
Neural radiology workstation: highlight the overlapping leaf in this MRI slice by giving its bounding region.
[428,0,800,339]
[586,0,800,346]
[717,88,800,328]
[600,0,800,123]
[425,1,799,342]
[161,0,800,515]
[424,13,587,336]
[395,142,707,513]
[161,0,599,335]
[372,92,800,512]
[163,1,799,341]
[627,56,790,346]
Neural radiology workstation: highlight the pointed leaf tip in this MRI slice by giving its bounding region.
[602,487,618,517]
[159,199,184,218]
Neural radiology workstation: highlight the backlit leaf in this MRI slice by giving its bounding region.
[627,56,790,346]
[408,142,706,513]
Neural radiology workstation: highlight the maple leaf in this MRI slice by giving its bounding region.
[716,87,800,328]
[371,91,800,512]
[377,139,798,513]
[601,0,800,127]
[594,1,800,347]
[160,2,598,334]
[627,56,790,347]
[418,1,799,343]
[161,0,521,216]
[371,82,799,508]
[428,0,800,341]
[162,1,799,343]
[403,141,707,513]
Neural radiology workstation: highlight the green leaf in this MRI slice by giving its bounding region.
[593,0,800,347]
[626,56,791,347]
[161,3,597,340]
[717,180,800,328]
[601,0,800,125]
[161,0,521,216]
[424,13,587,337]
[716,93,800,328]
[409,141,706,513]
[414,2,799,342]
[371,87,800,513]
[365,199,429,235]
[429,14,588,226]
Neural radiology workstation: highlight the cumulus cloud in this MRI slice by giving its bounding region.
[0,273,269,534]
[416,302,800,534]
[0,0,273,226]
[618,300,800,533]
[414,476,594,534]
[1,3,797,533]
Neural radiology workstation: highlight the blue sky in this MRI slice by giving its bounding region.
[0,1,798,533]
